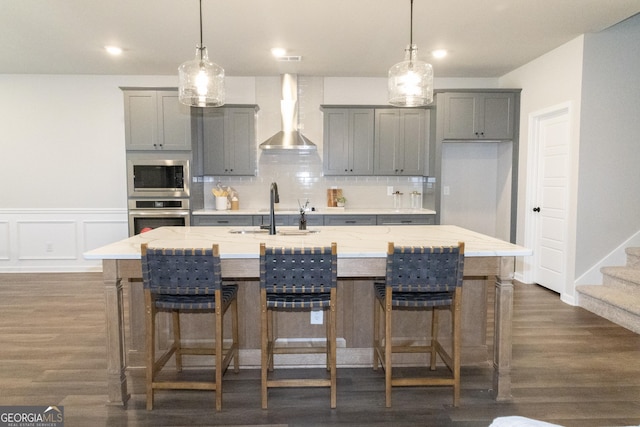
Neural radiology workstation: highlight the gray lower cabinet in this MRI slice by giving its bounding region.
[123,89,191,151]
[440,92,516,140]
[192,214,435,227]
[198,106,258,176]
[191,215,254,227]
[323,215,377,226]
[322,108,374,175]
[374,109,429,175]
[376,214,435,225]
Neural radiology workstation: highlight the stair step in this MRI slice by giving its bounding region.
[627,247,640,269]
[577,285,640,334]
[601,266,640,292]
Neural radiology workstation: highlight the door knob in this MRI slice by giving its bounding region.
[533,207,541,212]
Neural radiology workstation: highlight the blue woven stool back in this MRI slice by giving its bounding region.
[141,246,222,295]
[260,244,337,294]
[386,243,465,293]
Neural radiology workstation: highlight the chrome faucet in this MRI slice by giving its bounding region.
[269,182,279,235]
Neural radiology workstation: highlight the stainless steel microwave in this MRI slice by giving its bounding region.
[127,159,190,198]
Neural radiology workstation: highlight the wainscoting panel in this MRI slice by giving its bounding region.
[17,220,77,260]
[0,221,9,260]
[0,209,127,273]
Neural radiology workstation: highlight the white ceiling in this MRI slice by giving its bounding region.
[2,0,639,78]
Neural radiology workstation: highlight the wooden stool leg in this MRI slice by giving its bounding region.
[430,308,439,371]
[373,296,380,371]
[144,292,155,411]
[325,308,330,371]
[260,289,269,409]
[330,288,337,409]
[215,292,223,412]
[232,298,240,373]
[452,288,462,407]
[384,289,393,408]
[172,311,182,372]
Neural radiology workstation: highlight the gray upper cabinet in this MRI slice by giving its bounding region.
[202,107,257,176]
[374,109,428,175]
[441,92,515,140]
[123,90,191,151]
[323,108,374,175]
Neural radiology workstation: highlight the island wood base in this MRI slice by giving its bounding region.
[101,255,515,405]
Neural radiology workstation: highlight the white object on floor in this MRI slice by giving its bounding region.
[489,416,563,427]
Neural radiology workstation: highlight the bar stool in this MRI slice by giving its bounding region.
[373,241,465,407]
[259,242,338,409]
[141,243,239,411]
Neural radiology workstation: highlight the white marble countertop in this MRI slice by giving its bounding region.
[192,208,436,215]
[84,225,531,260]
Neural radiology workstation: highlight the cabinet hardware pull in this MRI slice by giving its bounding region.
[533,207,541,212]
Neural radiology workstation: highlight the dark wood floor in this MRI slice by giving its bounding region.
[1,273,640,427]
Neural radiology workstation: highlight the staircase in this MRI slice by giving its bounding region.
[576,247,640,334]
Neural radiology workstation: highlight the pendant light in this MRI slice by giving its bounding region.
[178,0,225,107]
[388,0,433,107]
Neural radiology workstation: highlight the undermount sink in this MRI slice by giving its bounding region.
[228,228,320,235]
[257,208,300,214]
[228,229,269,234]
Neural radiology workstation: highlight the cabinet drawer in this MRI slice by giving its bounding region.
[377,214,435,225]
[323,215,377,226]
[192,215,254,226]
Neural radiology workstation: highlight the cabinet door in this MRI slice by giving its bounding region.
[202,108,256,176]
[376,214,435,225]
[323,109,350,175]
[401,110,428,175]
[124,91,158,150]
[202,109,225,175]
[323,109,373,175]
[224,108,256,175]
[374,109,426,175]
[479,93,515,140]
[323,215,377,226]
[442,93,478,140]
[374,109,400,175]
[349,109,375,174]
[157,91,192,150]
[192,215,254,226]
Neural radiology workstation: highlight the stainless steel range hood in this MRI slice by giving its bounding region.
[259,74,317,152]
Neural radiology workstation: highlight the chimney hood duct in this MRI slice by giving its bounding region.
[259,74,317,152]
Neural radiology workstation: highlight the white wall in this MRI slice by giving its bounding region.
[500,37,585,300]
[575,14,640,277]
[500,14,640,300]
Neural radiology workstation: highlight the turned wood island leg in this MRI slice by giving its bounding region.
[492,256,515,401]
[103,259,130,405]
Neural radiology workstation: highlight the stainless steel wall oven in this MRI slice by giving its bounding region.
[128,199,190,235]
[127,159,190,198]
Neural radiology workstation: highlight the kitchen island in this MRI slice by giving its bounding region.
[84,225,531,406]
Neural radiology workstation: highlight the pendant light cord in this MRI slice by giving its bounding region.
[409,0,414,48]
[198,0,204,60]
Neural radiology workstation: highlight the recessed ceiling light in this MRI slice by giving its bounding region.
[105,46,123,56]
[432,49,447,59]
[271,47,287,58]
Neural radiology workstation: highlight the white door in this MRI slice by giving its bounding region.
[529,106,570,294]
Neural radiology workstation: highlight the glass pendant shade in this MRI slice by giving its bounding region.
[388,45,433,107]
[179,46,225,107]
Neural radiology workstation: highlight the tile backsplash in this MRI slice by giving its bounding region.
[201,151,432,211]
[198,75,434,212]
